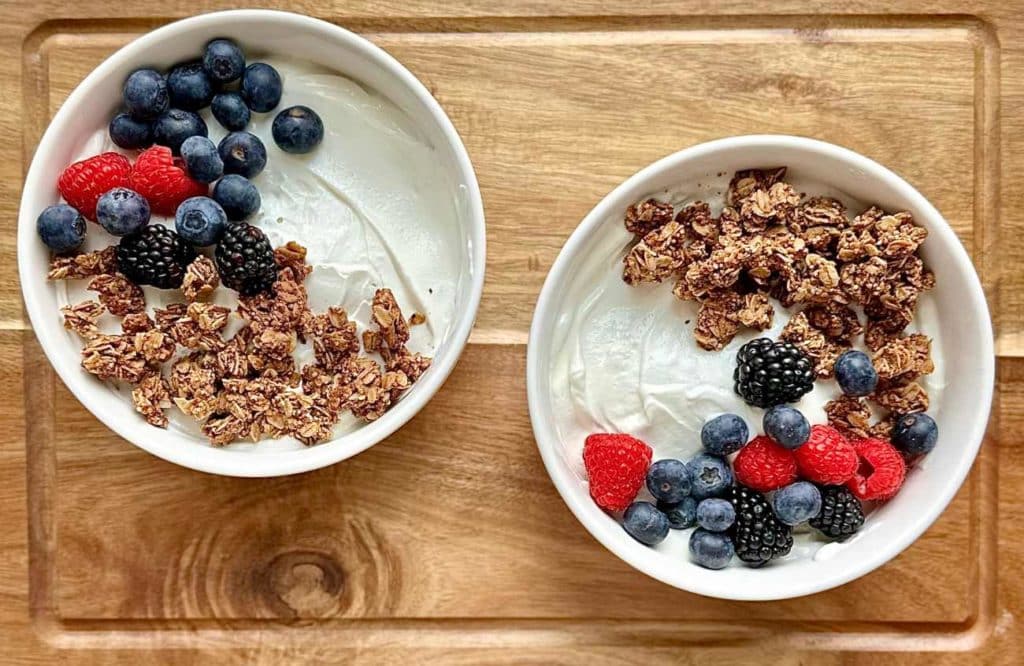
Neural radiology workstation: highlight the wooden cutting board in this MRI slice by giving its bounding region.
[1,1,1021,663]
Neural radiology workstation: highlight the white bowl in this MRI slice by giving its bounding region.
[18,10,485,477]
[527,135,993,600]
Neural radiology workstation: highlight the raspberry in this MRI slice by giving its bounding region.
[794,425,858,485]
[846,438,906,501]
[57,152,132,220]
[583,434,653,512]
[130,145,207,216]
[733,435,797,492]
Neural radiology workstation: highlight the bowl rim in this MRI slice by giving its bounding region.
[17,9,486,477]
[526,134,994,600]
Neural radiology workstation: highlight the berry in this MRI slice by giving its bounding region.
[242,62,283,112]
[846,438,906,501]
[622,501,669,546]
[734,337,815,408]
[809,485,865,540]
[658,497,697,530]
[215,222,279,295]
[771,481,822,526]
[116,224,196,288]
[175,196,227,246]
[180,136,224,184]
[123,68,168,119]
[733,435,797,492]
[203,38,245,84]
[109,112,153,149]
[728,485,793,565]
[219,131,267,178]
[36,204,85,253]
[892,412,938,456]
[581,433,653,511]
[696,498,735,532]
[96,187,150,236]
[130,145,208,217]
[794,425,858,485]
[57,152,132,220]
[166,61,214,111]
[763,405,810,449]
[213,174,261,221]
[834,350,878,397]
[700,413,748,456]
[645,459,690,504]
[211,92,251,131]
[153,109,208,155]
[685,453,733,500]
[689,529,734,570]
[272,105,324,154]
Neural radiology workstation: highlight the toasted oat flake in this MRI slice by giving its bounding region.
[88,273,146,316]
[624,198,675,236]
[61,300,105,338]
[48,247,117,280]
[181,256,220,302]
[132,374,172,427]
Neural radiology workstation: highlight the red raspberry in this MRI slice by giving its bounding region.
[795,425,858,485]
[847,438,906,501]
[583,433,652,511]
[733,435,797,492]
[57,152,132,220]
[130,146,207,217]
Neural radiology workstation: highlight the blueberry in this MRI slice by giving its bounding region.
[36,204,85,253]
[645,459,690,504]
[211,92,251,131]
[696,498,735,532]
[834,350,878,397]
[763,405,811,450]
[272,105,324,154]
[772,481,822,526]
[153,109,208,155]
[892,412,938,456]
[686,453,734,500]
[180,136,224,184]
[219,131,267,178]
[212,174,261,221]
[96,188,151,236]
[175,196,227,246]
[688,528,734,570]
[202,38,245,84]
[166,61,214,111]
[658,497,697,530]
[108,112,153,149]
[622,501,669,546]
[701,413,749,456]
[242,63,283,113]
[123,68,168,119]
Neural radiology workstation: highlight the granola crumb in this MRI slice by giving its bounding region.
[824,395,872,440]
[61,300,105,339]
[624,198,674,236]
[410,312,427,326]
[131,374,171,427]
[47,247,117,280]
[181,256,220,302]
[81,334,149,384]
[88,273,146,316]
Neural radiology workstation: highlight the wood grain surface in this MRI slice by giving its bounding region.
[1,0,1020,663]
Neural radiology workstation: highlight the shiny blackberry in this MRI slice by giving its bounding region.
[116,224,196,289]
[734,337,815,408]
[728,485,793,565]
[214,222,278,295]
[808,485,865,540]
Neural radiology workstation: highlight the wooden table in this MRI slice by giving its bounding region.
[1,1,1021,663]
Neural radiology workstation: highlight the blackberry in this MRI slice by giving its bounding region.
[808,485,865,540]
[728,485,793,565]
[734,337,814,408]
[215,222,278,295]
[116,224,196,289]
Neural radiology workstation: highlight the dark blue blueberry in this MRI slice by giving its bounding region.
[36,204,85,253]
[686,453,733,500]
[696,498,735,532]
[242,62,283,112]
[153,109,208,155]
[202,38,245,84]
[834,350,879,397]
[123,68,168,120]
[622,501,669,546]
[658,497,697,530]
[700,413,749,456]
[645,459,690,504]
[688,528,734,569]
[166,61,214,111]
[96,188,150,236]
[175,196,228,247]
[772,481,822,526]
[763,405,811,450]
[219,131,267,178]
[892,412,938,456]
[212,174,261,221]
[108,112,153,149]
[211,92,251,131]
[180,136,224,184]
[272,105,324,154]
